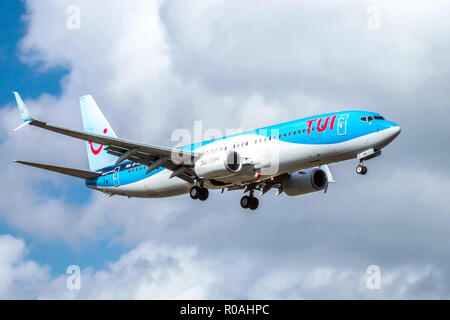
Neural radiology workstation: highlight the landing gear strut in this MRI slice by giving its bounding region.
[240,189,259,210]
[356,163,368,175]
[190,186,209,201]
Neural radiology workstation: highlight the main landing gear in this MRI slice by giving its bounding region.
[190,186,209,201]
[356,163,368,175]
[240,190,259,210]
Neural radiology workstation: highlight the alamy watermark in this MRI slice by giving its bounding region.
[366,5,381,30]
[66,265,81,290]
[66,5,81,30]
[366,265,381,290]
[170,120,281,176]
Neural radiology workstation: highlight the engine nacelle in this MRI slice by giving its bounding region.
[282,168,328,196]
[194,151,243,179]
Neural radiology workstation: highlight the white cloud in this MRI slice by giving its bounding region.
[0,235,50,299]
[41,241,219,299]
[0,234,444,299]
[1,0,450,298]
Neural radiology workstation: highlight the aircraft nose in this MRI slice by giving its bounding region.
[378,122,401,146]
[393,125,401,136]
[389,123,401,139]
[389,124,402,139]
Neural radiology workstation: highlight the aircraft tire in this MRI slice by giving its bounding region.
[199,188,209,201]
[240,196,250,209]
[190,186,201,199]
[248,197,259,210]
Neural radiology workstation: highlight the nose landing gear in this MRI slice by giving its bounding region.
[356,148,381,175]
[356,163,368,175]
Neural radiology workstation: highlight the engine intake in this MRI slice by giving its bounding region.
[194,151,243,179]
[282,168,328,196]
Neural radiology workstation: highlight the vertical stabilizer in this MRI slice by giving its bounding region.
[79,95,118,171]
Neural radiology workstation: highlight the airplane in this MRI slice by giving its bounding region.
[10,92,401,210]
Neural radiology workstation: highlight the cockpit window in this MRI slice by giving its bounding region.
[361,115,385,121]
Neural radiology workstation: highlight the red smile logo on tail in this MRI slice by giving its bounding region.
[89,128,107,155]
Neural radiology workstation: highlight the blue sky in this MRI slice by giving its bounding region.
[0,1,129,277]
[0,1,68,106]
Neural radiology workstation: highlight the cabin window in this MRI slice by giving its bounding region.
[283,133,286,137]
[303,129,305,133]
[293,131,296,135]
[288,132,291,136]
[245,141,248,146]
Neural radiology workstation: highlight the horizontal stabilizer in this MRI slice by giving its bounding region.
[14,160,101,179]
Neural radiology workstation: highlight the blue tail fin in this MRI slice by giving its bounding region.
[79,95,118,171]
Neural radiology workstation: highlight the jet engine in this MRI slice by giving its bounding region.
[194,151,243,179]
[281,168,328,196]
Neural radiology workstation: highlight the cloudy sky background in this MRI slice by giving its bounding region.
[0,0,449,299]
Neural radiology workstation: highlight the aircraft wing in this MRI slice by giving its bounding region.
[11,92,198,183]
[14,160,102,179]
[29,119,197,162]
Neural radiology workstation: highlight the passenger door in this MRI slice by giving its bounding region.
[113,166,120,187]
[337,114,349,136]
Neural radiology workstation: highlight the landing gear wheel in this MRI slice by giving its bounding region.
[240,196,250,209]
[241,196,259,210]
[190,186,201,199]
[248,197,259,210]
[356,164,367,175]
[198,188,209,201]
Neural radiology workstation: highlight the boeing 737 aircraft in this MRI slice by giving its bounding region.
[10,92,401,210]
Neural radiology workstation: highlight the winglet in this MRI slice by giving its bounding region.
[12,91,34,123]
[10,92,35,133]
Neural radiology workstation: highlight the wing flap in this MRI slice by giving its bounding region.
[14,160,102,179]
